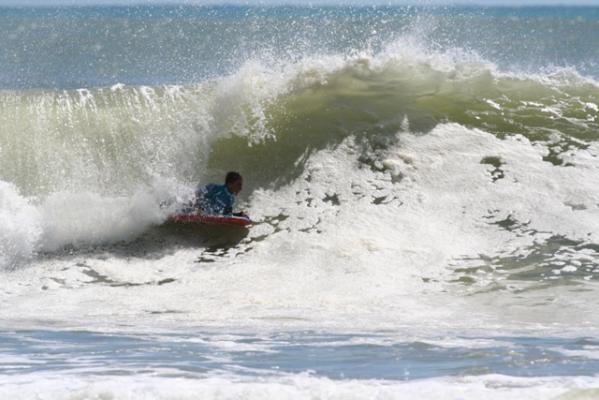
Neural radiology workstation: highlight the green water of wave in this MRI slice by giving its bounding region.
[209,63,599,189]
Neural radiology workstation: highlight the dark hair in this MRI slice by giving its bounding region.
[225,171,242,184]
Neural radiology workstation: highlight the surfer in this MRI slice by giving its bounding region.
[194,171,245,216]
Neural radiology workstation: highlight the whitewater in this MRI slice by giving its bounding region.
[1,4,599,399]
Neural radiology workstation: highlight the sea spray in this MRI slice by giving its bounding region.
[0,181,41,269]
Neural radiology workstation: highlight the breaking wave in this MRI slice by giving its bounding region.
[0,38,598,269]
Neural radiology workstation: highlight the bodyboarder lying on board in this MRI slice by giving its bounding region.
[194,171,247,217]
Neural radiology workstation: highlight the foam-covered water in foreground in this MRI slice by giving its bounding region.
[3,330,599,399]
[1,4,599,399]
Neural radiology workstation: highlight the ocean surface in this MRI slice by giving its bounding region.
[1,4,599,399]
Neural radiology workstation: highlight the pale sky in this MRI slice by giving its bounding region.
[2,0,599,5]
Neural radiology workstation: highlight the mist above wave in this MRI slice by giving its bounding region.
[1,5,597,89]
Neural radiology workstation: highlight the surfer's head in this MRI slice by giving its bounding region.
[225,171,243,195]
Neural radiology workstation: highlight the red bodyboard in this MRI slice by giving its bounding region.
[168,213,252,227]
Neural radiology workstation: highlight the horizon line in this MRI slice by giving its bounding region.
[1,1,598,7]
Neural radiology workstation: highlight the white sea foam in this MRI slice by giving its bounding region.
[39,188,168,252]
[0,373,597,400]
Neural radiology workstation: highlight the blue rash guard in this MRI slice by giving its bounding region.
[195,183,236,215]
